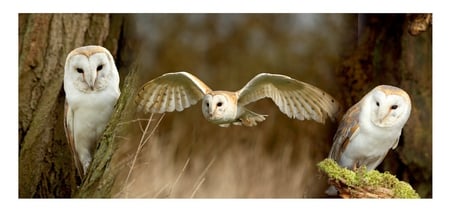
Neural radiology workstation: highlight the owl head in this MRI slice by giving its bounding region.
[202,92,237,124]
[64,45,119,95]
[363,85,411,128]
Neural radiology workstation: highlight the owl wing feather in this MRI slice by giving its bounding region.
[236,73,340,123]
[328,102,362,161]
[63,100,84,179]
[136,72,213,113]
[391,137,399,149]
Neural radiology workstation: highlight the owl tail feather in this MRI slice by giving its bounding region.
[237,109,267,127]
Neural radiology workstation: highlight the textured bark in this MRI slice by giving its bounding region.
[335,14,432,198]
[397,14,432,197]
[18,14,124,198]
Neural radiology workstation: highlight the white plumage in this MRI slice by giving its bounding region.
[63,45,120,178]
[326,85,412,195]
[135,71,340,127]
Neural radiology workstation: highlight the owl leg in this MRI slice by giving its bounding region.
[238,109,267,127]
[352,162,359,170]
[74,138,95,175]
[77,148,92,175]
[219,123,231,127]
[365,154,388,171]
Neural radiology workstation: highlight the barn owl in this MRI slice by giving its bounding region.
[326,85,411,195]
[135,71,340,127]
[63,45,120,178]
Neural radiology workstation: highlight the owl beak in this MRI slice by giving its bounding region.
[88,83,95,91]
[208,107,215,117]
[375,107,391,126]
[85,70,97,91]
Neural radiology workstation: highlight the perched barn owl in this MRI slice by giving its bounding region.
[63,45,120,178]
[135,71,340,127]
[326,85,411,195]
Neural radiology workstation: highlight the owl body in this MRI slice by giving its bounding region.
[329,85,411,170]
[337,105,404,170]
[136,72,340,127]
[64,45,120,178]
[65,89,118,170]
[340,128,401,170]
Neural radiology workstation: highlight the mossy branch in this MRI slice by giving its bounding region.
[317,158,420,198]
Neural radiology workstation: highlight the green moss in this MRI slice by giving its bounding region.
[393,181,421,199]
[317,158,420,198]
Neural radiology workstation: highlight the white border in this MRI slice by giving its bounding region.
[5,1,447,211]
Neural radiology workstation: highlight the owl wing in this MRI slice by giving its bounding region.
[135,71,213,113]
[236,73,340,123]
[391,138,399,149]
[63,100,84,178]
[328,102,361,161]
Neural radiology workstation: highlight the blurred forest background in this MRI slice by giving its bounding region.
[18,14,432,198]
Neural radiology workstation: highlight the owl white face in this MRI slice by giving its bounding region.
[367,86,411,128]
[65,51,114,93]
[202,93,236,123]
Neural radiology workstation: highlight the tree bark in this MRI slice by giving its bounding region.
[18,14,125,198]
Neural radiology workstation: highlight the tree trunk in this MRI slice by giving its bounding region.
[335,14,432,198]
[18,14,126,198]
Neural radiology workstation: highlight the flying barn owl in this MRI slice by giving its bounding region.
[63,45,120,178]
[135,71,340,127]
[326,85,411,195]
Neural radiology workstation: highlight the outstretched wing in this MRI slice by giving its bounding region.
[328,102,361,161]
[237,73,340,123]
[135,71,212,113]
[64,100,84,179]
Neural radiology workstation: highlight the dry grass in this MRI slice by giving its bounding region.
[110,101,336,198]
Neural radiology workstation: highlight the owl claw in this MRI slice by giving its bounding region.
[238,109,267,127]
[219,123,231,127]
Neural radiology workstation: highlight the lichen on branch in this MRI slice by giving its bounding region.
[317,158,420,198]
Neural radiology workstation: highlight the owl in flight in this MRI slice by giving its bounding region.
[326,85,412,195]
[64,45,120,179]
[135,71,340,127]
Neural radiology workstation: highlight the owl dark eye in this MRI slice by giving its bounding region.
[217,102,223,107]
[391,105,398,110]
[376,101,380,107]
[76,68,84,73]
[206,102,209,107]
[97,64,103,71]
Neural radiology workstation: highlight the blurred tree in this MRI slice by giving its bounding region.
[336,14,432,198]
